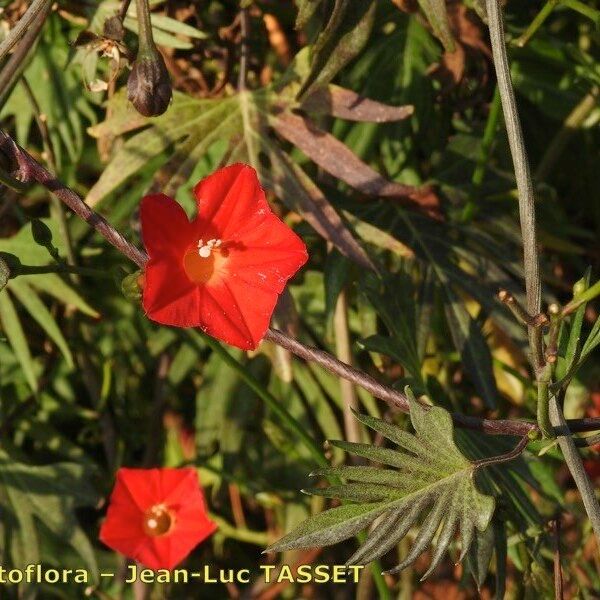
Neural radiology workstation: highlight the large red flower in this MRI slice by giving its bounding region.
[140,164,308,350]
[99,468,217,570]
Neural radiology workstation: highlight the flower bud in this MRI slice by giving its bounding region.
[127,46,172,117]
[121,270,144,301]
[0,255,10,292]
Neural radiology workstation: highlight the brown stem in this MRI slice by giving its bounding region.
[552,517,564,600]
[472,435,529,469]
[0,130,147,268]
[2,129,600,440]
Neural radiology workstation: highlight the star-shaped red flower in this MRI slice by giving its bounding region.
[99,468,217,570]
[140,164,308,350]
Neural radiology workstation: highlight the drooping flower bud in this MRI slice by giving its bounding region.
[127,45,172,117]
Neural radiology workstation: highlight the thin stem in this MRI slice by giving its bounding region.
[498,289,548,328]
[514,0,560,48]
[472,85,502,188]
[0,130,147,268]
[552,516,564,600]
[118,0,134,21]
[0,0,51,62]
[486,0,600,549]
[134,0,155,52]
[486,0,543,371]
[562,279,600,317]
[561,0,600,23]
[333,289,362,444]
[549,396,600,545]
[472,435,529,469]
[0,1,50,110]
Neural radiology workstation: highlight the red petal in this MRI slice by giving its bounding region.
[196,281,277,350]
[140,194,192,258]
[193,164,270,239]
[113,468,161,511]
[142,258,199,327]
[226,214,308,294]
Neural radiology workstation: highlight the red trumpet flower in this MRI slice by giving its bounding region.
[99,468,217,570]
[140,164,308,349]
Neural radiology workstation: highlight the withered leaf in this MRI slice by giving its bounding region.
[271,111,439,214]
[302,86,414,122]
[266,144,375,271]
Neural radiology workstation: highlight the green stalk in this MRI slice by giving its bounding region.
[561,0,600,24]
[514,0,559,47]
[471,85,502,188]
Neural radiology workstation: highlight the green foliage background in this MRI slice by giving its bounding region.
[0,0,598,598]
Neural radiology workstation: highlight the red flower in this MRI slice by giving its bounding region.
[140,164,308,350]
[99,468,217,570]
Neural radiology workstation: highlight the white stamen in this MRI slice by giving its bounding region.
[147,518,157,529]
[197,238,222,258]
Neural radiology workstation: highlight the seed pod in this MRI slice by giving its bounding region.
[127,46,172,117]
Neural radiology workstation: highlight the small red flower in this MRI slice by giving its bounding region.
[99,468,217,570]
[140,164,308,350]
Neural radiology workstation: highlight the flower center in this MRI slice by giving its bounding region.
[142,504,174,537]
[183,239,226,285]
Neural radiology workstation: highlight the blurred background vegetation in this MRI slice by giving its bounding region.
[0,0,598,598]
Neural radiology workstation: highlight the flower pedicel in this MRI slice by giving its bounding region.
[140,163,308,350]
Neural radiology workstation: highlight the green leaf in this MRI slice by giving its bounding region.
[8,279,73,367]
[0,289,38,392]
[416,0,455,52]
[0,449,99,580]
[298,0,377,99]
[581,316,600,363]
[465,522,494,589]
[360,272,422,383]
[324,250,351,323]
[267,392,495,576]
[295,0,325,29]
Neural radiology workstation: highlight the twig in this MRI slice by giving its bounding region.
[0,0,51,62]
[472,435,529,469]
[0,130,147,268]
[498,289,548,328]
[0,0,50,108]
[118,0,133,21]
[486,0,543,371]
[486,0,600,548]
[514,0,559,48]
[2,128,600,441]
[551,516,564,599]
[549,396,600,550]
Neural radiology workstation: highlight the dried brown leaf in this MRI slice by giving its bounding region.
[302,85,414,122]
[266,144,375,271]
[271,111,440,215]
